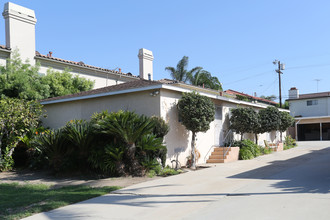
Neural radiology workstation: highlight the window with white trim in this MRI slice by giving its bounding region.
[307,100,318,106]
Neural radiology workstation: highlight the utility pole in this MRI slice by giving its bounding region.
[314,79,321,92]
[273,60,285,108]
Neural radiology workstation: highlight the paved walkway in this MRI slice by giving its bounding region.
[24,141,330,220]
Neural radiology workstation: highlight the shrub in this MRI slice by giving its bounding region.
[0,98,43,171]
[284,135,297,150]
[237,139,261,160]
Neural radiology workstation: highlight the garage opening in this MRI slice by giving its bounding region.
[298,123,320,141]
[322,123,330,140]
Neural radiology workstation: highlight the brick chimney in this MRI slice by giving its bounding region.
[2,2,37,64]
[138,48,154,80]
[289,87,299,99]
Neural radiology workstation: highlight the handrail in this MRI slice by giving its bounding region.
[223,130,234,158]
[204,145,217,162]
[204,129,234,163]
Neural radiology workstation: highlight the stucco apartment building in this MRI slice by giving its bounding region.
[288,87,330,141]
[2,2,289,166]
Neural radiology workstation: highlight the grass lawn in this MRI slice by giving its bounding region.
[0,182,121,220]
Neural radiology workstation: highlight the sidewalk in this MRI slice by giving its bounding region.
[24,141,330,220]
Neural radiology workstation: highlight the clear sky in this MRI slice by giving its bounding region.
[1,0,330,102]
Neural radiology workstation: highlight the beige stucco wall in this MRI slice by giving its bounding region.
[43,87,288,167]
[289,97,329,117]
[0,51,9,66]
[42,91,161,129]
[37,58,137,89]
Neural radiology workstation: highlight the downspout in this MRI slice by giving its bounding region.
[295,119,301,141]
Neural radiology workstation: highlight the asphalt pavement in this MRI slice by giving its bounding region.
[24,141,330,220]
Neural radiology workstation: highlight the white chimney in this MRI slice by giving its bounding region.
[2,2,37,64]
[138,48,153,80]
[289,87,299,99]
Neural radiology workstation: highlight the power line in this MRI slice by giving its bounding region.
[224,70,273,86]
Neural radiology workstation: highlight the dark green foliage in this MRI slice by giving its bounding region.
[177,92,215,133]
[279,111,295,132]
[236,95,251,102]
[177,91,215,169]
[259,106,281,132]
[0,51,94,100]
[230,107,260,139]
[150,116,170,139]
[284,135,297,150]
[236,139,261,160]
[33,129,71,172]
[41,69,94,98]
[31,110,170,177]
[0,98,43,171]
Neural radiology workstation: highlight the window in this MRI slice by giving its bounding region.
[307,100,318,106]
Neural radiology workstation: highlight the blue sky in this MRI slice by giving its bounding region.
[1,0,330,102]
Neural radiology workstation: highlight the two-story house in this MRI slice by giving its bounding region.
[287,87,330,141]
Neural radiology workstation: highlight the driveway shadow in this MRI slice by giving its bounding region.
[228,147,330,194]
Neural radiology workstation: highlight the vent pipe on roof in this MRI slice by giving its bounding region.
[138,48,154,80]
[289,87,299,99]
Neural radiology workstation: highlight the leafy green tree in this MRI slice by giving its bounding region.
[177,92,215,169]
[0,98,43,171]
[0,51,94,100]
[165,56,202,83]
[0,52,49,100]
[230,107,260,141]
[259,106,281,133]
[188,69,222,91]
[279,111,295,141]
[42,69,94,98]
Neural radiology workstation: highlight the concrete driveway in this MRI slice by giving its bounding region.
[24,141,330,220]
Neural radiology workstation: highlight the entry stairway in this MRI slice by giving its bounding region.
[206,146,239,163]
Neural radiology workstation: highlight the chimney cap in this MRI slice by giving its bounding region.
[290,87,297,90]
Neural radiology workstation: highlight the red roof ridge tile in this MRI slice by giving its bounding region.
[35,52,137,78]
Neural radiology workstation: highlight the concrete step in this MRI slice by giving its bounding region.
[209,155,227,159]
[206,158,225,163]
[213,147,231,152]
[206,147,240,164]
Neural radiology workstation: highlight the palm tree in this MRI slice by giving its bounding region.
[97,111,154,175]
[188,69,222,91]
[165,56,202,83]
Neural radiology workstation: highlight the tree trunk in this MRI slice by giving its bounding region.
[191,132,196,170]
[255,133,258,145]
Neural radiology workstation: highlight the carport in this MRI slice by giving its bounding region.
[295,116,330,141]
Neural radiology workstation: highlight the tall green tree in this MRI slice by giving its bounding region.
[259,106,281,133]
[279,111,295,141]
[230,107,260,142]
[177,92,215,169]
[165,56,202,83]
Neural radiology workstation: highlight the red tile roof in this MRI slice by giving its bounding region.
[35,52,137,78]
[0,44,10,50]
[224,89,278,105]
